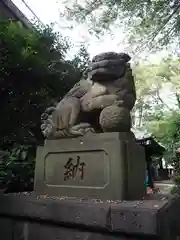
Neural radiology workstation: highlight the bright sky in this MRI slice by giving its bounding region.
[12,0,131,59]
[12,0,170,61]
[12,0,177,109]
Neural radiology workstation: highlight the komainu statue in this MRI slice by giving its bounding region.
[41,52,136,139]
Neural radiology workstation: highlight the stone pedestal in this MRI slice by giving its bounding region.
[34,132,146,200]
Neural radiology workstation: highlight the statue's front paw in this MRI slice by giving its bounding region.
[41,123,54,138]
[41,115,56,138]
[69,123,95,136]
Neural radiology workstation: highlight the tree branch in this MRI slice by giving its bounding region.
[149,91,174,111]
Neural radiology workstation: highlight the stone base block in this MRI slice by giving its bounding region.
[0,193,180,239]
[34,132,146,200]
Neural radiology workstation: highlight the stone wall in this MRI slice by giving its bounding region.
[0,193,180,239]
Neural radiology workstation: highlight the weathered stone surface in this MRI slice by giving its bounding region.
[0,193,180,239]
[41,51,136,139]
[157,196,180,239]
[110,199,165,235]
[90,67,126,81]
[13,222,139,240]
[13,221,29,240]
[34,132,145,200]
[90,59,126,70]
[99,106,131,132]
[0,217,13,240]
[92,52,131,63]
[0,193,111,230]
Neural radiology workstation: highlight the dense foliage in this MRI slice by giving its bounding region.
[0,21,92,147]
[0,20,90,191]
[133,57,180,163]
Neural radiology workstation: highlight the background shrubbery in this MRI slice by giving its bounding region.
[0,20,89,191]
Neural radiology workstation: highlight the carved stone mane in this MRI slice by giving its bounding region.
[41,52,136,139]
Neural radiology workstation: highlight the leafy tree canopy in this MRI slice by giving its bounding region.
[134,56,180,111]
[0,20,91,190]
[146,112,180,164]
[62,0,180,51]
[133,56,180,163]
[0,21,89,147]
